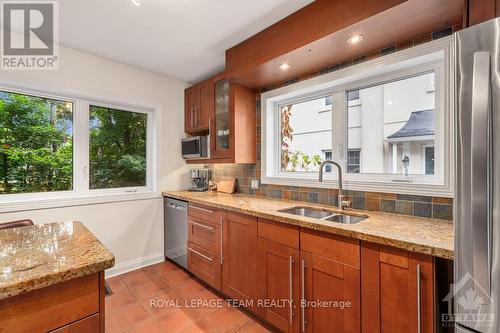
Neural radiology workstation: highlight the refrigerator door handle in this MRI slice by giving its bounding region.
[471,51,492,303]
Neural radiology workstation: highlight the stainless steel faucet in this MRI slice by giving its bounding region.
[319,160,350,209]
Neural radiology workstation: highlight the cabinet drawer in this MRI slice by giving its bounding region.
[0,273,99,333]
[189,203,220,224]
[188,217,221,255]
[50,314,100,333]
[187,242,221,290]
[300,229,360,268]
[258,218,299,249]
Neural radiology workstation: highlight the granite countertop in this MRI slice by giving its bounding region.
[0,221,115,300]
[164,191,454,260]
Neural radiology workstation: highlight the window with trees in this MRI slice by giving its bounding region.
[280,95,332,173]
[89,106,147,189]
[0,89,153,198]
[0,91,73,194]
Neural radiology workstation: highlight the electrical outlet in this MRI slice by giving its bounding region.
[250,179,260,190]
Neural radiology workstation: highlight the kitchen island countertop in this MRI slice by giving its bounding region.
[0,221,114,300]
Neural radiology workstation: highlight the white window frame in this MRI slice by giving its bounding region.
[261,36,454,197]
[0,83,161,212]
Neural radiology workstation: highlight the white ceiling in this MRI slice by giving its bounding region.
[56,0,313,83]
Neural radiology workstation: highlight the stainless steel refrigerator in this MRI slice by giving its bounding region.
[455,17,500,333]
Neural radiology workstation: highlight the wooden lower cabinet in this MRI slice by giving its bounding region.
[361,242,435,333]
[188,217,221,255]
[187,242,221,290]
[257,238,300,332]
[221,212,258,311]
[183,204,437,333]
[50,314,100,333]
[0,272,105,333]
[300,251,361,333]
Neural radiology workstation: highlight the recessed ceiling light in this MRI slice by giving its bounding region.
[347,34,363,45]
[131,0,141,7]
[279,63,290,71]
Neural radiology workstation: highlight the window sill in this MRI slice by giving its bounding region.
[261,175,453,198]
[0,191,163,214]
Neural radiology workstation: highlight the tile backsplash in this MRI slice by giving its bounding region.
[204,25,458,221]
[205,163,453,221]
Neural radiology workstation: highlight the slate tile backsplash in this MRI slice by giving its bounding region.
[203,24,457,221]
[206,163,454,221]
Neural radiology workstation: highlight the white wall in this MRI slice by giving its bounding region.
[0,42,191,276]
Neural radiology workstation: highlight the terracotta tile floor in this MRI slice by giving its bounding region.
[105,261,273,333]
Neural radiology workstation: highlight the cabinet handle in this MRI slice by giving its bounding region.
[220,215,224,265]
[188,247,213,262]
[301,260,307,333]
[190,107,194,127]
[189,220,215,232]
[289,256,294,325]
[194,106,198,127]
[190,205,214,214]
[417,264,422,333]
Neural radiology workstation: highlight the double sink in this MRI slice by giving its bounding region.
[278,206,367,224]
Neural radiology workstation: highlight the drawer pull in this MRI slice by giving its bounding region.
[301,259,307,333]
[417,264,422,333]
[188,247,213,262]
[289,256,294,324]
[220,215,224,264]
[189,220,215,232]
[190,205,214,214]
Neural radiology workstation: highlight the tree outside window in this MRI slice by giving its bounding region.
[0,91,73,194]
[89,106,147,189]
[280,96,332,172]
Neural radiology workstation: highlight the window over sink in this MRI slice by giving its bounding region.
[261,37,453,197]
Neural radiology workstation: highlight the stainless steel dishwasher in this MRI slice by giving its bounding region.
[164,197,188,269]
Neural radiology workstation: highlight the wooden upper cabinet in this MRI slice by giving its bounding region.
[185,85,199,133]
[466,0,499,26]
[221,211,258,310]
[185,79,213,133]
[184,76,256,164]
[361,242,435,333]
[210,79,256,163]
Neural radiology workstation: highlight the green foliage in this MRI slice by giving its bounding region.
[89,106,147,189]
[283,150,324,172]
[280,104,324,172]
[0,91,73,194]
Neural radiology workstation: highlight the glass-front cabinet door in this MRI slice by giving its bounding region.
[212,79,232,158]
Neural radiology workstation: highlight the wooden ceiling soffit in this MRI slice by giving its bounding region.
[226,0,463,89]
[225,0,405,82]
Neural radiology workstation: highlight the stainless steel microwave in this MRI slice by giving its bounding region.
[181,136,209,159]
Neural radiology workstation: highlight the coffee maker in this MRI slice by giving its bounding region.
[188,169,210,192]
